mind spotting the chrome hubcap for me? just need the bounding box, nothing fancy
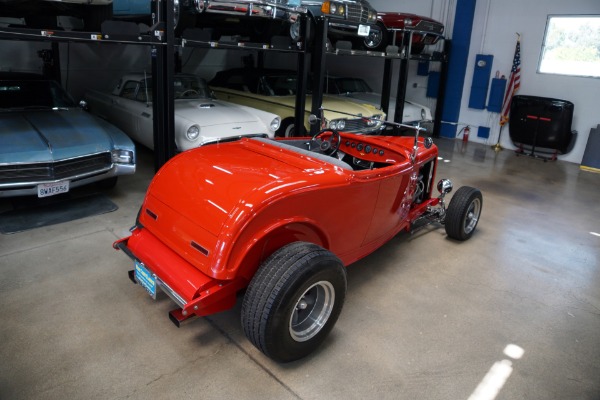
[289,281,335,342]
[464,198,481,234]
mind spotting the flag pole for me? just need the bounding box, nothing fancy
[493,33,522,153]
[492,125,504,152]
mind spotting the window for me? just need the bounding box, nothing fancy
[538,15,600,78]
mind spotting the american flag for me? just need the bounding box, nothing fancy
[499,38,521,126]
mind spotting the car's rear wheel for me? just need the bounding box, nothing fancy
[445,186,482,240]
[242,242,347,362]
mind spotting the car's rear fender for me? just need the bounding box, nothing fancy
[231,218,330,283]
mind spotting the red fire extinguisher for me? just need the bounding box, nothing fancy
[463,126,470,142]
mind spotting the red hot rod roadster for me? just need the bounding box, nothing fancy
[114,127,482,362]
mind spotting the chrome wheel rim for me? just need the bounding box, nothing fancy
[464,198,481,234]
[365,26,382,48]
[289,281,335,342]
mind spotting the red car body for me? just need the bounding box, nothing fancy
[114,131,481,362]
[364,12,445,53]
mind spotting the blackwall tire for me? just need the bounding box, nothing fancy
[242,242,347,363]
[363,22,386,50]
[445,186,482,241]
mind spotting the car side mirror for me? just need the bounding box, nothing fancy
[308,114,319,125]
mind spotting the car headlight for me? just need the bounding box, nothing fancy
[421,108,427,120]
[329,120,337,130]
[173,0,180,27]
[270,117,281,131]
[290,19,301,41]
[322,1,344,17]
[186,125,200,141]
[368,11,377,23]
[335,119,345,130]
[367,115,382,127]
[111,149,134,164]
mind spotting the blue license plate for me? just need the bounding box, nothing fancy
[135,261,156,299]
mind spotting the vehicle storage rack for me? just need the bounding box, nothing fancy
[0,0,447,170]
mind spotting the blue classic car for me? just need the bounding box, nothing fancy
[0,73,136,198]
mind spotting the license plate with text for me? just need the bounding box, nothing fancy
[135,261,157,299]
[37,181,69,198]
[358,24,370,36]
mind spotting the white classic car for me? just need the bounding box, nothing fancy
[325,76,433,129]
[84,74,281,152]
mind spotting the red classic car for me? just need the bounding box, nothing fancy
[363,12,445,53]
[114,127,482,362]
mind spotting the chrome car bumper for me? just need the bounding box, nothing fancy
[197,0,306,20]
[43,0,113,4]
[0,163,135,198]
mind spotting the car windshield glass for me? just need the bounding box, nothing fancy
[0,80,76,109]
[173,76,211,99]
[263,74,313,96]
[335,78,372,94]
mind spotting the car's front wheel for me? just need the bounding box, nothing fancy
[445,186,482,240]
[276,119,296,137]
[363,22,387,50]
[242,242,347,362]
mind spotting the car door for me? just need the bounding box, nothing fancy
[110,80,151,148]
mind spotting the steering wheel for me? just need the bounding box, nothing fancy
[179,89,199,97]
[310,129,341,155]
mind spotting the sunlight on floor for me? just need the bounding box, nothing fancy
[468,344,524,400]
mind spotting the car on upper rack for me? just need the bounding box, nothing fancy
[325,75,433,131]
[363,12,445,54]
[0,72,135,198]
[0,0,113,31]
[110,0,306,37]
[287,0,379,48]
[83,73,281,151]
[113,120,483,363]
[209,68,385,137]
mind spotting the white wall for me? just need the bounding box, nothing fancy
[460,0,600,163]
[366,0,600,163]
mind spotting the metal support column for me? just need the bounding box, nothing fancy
[393,31,412,133]
[294,15,310,137]
[433,39,451,138]
[380,58,393,121]
[310,16,328,135]
[151,0,176,171]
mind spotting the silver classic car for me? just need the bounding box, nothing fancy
[0,73,135,198]
[84,73,281,151]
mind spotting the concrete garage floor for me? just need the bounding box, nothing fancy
[1,138,599,400]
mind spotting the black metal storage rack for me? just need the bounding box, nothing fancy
[0,1,447,171]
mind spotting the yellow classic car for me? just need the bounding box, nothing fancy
[209,68,385,137]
